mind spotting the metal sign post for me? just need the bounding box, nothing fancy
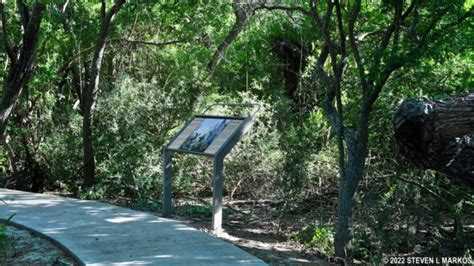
[162,103,259,232]
[162,149,173,217]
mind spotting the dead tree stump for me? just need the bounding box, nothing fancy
[394,92,474,188]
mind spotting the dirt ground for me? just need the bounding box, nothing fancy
[0,225,76,265]
[170,197,335,265]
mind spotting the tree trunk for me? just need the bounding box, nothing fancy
[334,180,355,260]
[21,134,44,193]
[2,132,18,176]
[82,0,125,187]
[272,37,311,111]
[0,3,45,137]
[82,106,95,187]
[394,92,474,188]
[334,133,368,260]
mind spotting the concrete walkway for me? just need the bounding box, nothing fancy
[0,189,265,265]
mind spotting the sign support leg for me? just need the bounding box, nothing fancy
[212,156,224,232]
[162,149,172,217]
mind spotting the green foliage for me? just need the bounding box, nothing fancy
[293,224,334,254]
[0,214,15,256]
[0,1,471,262]
[176,203,214,217]
[175,203,232,217]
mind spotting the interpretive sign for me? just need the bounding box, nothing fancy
[167,116,244,156]
[162,104,259,232]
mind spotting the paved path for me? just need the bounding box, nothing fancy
[0,189,265,265]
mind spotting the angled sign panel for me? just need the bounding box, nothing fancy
[167,116,244,156]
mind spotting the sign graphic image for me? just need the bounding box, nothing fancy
[180,118,230,152]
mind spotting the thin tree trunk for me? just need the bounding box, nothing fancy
[334,108,370,259]
[82,0,125,187]
[207,0,254,75]
[82,107,95,186]
[1,132,18,179]
[334,179,355,260]
[334,140,367,260]
[21,134,43,193]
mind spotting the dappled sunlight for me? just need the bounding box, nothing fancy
[85,233,110,237]
[0,189,265,265]
[151,255,173,258]
[172,223,197,231]
[100,260,149,265]
[43,227,69,234]
[105,215,145,224]
[145,219,167,224]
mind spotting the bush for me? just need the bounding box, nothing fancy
[293,224,334,255]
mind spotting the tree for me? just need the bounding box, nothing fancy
[305,0,472,261]
[0,1,45,137]
[82,0,125,187]
[207,0,256,76]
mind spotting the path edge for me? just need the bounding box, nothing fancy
[1,218,85,266]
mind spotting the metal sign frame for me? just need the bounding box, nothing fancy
[162,103,259,232]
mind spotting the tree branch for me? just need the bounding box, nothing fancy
[207,0,255,75]
[254,3,310,16]
[427,7,473,43]
[391,2,403,55]
[355,29,386,42]
[108,38,184,47]
[369,8,453,109]
[58,38,182,74]
[16,0,29,30]
[401,0,416,20]
[311,0,344,133]
[0,3,15,61]
[100,0,106,20]
[347,0,368,92]
[311,0,347,178]
[392,175,450,207]
[0,3,45,137]
[334,0,346,57]
[88,0,125,98]
[368,3,402,85]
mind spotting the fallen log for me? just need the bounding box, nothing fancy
[394,92,474,188]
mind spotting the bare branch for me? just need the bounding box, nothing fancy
[254,4,310,16]
[355,29,386,42]
[108,38,184,47]
[58,0,69,13]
